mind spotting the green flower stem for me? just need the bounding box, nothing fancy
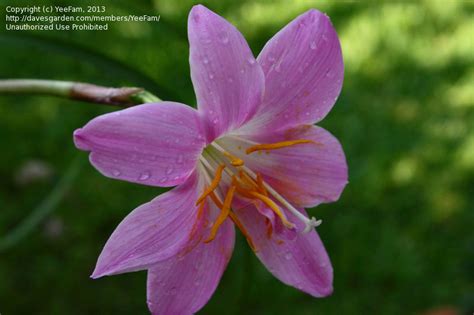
[0,79,161,105]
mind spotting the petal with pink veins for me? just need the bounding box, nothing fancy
[74,102,206,187]
[92,173,207,278]
[146,219,235,315]
[222,125,348,208]
[244,9,343,133]
[188,5,265,140]
[235,205,333,297]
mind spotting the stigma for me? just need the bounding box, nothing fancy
[196,137,322,248]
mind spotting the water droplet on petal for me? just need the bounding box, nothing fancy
[227,76,234,83]
[247,57,256,65]
[285,252,292,260]
[310,41,317,50]
[326,70,335,78]
[177,154,184,164]
[166,166,173,175]
[212,118,219,125]
[138,171,151,181]
[202,57,209,64]
[159,177,168,183]
[209,73,215,80]
[218,31,229,44]
[112,169,121,176]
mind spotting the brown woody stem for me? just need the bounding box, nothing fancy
[0,79,161,106]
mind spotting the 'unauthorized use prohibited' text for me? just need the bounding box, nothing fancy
[4,5,160,31]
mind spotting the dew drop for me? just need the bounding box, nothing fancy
[310,41,317,50]
[247,57,256,65]
[227,76,234,83]
[138,171,151,181]
[218,31,229,44]
[322,34,328,41]
[112,169,121,176]
[285,252,293,260]
[159,177,168,183]
[202,57,209,64]
[212,118,219,125]
[176,154,184,164]
[209,73,215,80]
[326,70,335,78]
[166,166,173,175]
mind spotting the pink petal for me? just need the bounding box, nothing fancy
[146,219,235,315]
[92,173,207,278]
[188,5,265,140]
[223,125,348,208]
[247,9,343,132]
[235,205,333,297]
[74,102,205,187]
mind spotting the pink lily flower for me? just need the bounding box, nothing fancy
[73,5,347,315]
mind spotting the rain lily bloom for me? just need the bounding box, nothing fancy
[74,5,347,315]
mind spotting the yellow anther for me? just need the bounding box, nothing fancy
[205,185,236,243]
[196,164,225,205]
[223,151,244,166]
[248,191,294,229]
[246,139,316,154]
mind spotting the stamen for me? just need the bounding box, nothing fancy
[209,191,223,208]
[246,139,316,154]
[196,164,225,205]
[239,170,258,189]
[248,191,294,229]
[223,151,244,166]
[238,164,322,233]
[205,185,236,243]
[209,187,257,251]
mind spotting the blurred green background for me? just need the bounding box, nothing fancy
[1,0,473,314]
